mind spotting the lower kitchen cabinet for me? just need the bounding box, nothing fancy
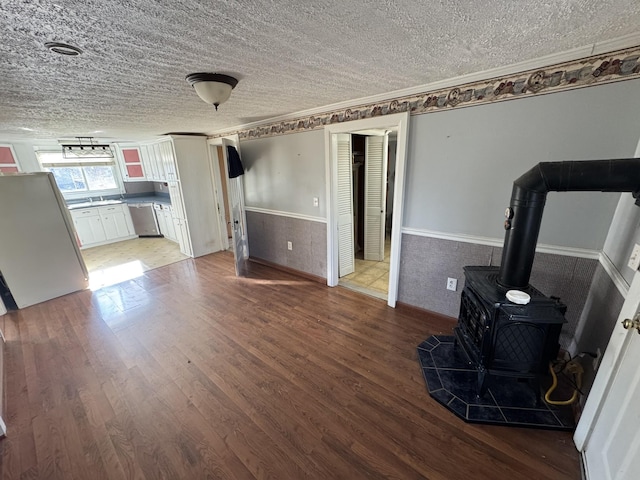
[70,204,135,249]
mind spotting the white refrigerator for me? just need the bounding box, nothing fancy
[0,173,88,309]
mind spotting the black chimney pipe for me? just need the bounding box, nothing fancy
[498,159,640,289]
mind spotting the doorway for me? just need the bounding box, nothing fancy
[324,112,410,307]
[338,132,396,299]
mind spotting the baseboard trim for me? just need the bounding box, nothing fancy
[248,257,326,284]
[395,301,457,326]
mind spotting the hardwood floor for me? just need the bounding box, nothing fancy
[0,252,580,479]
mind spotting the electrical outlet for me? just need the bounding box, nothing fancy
[287,241,293,251]
[447,277,457,291]
[313,197,319,207]
[592,347,602,371]
[628,243,640,271]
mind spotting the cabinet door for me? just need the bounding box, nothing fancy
[161,140,178,181]
[173,217,192,256]
[74,215,106,246]
[102,207,131,240]
[101,213,119,240]
[139,145,155,181]
[0,145,20,174]
[168,183,186,219]
[163,207,177,242]
[121,148,145,180]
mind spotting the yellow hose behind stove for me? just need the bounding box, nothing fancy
[544,360,584,406]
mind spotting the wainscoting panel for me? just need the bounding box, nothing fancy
[246,210,327,278]
[398,233,599,349]
[397,235,494,318]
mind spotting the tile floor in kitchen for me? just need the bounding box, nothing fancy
[81,237,189,289]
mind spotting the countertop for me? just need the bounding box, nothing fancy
[67,194,171,210]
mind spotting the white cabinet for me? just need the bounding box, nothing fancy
[160,140,178,181]
[115,145,146,181]
[71,208,107,245]
[71,204,134,249]
[117,135,222,258]
[173,217,192,257]
[101,206,131,240]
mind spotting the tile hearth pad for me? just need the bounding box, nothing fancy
[417,335,575,430]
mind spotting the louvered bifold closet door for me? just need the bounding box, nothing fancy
[364,135,388,261]
[337,134,355,277]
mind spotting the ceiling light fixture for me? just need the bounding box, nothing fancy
[45,42,83,56]
[60,137,114,159]
[185,72,238,111]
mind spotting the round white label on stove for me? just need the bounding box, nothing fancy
[506,290,531,305]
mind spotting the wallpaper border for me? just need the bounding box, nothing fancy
[214,45,640,141]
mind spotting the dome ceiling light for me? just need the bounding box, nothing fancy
[185,73,238,111]
[45,42,83,56]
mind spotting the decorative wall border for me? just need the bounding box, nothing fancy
[216,45,640,141]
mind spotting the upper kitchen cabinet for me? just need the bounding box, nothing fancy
[137,140,174,182]
[116,146,145,181]
[0,145,20,174]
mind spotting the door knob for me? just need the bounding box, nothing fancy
[621,315,640,334]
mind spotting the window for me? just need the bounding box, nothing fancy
[36,150,121,198]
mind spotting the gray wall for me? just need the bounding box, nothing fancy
[241,130,326,217]
[246,211,327,277]
[397,234,597,348]
[572,263,625,396]
[403,78,640,250]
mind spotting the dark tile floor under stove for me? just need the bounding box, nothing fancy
[417,335,575,430]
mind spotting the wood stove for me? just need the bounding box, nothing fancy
[454,158,640,398]
[454,266,566,396]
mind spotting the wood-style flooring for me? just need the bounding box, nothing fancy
[0,252,580,479]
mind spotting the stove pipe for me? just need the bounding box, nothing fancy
[498,158,640,289]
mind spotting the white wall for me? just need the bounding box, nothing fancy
[240,130,326,218]
[404,78,640,250]
[11,142,41,172]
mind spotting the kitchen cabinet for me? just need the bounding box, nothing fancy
[0,145,20,174]
[72,208,107,245]
[173,217,192,257]
[70,204,134,249]
[163,206,177,242]
[117,135,223,258]
[160,140,178,181]
[101,205,131,240]
[120,147,145,180]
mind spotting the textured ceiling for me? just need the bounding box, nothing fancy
[1,0,639,142]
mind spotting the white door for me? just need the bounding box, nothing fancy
[221,136,249,277]
[576,270,640,480]
[336,133,355,277]
[364,134,388,261]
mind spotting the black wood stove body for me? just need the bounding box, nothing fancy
[454,266,566,396]
[453,158,640,398]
